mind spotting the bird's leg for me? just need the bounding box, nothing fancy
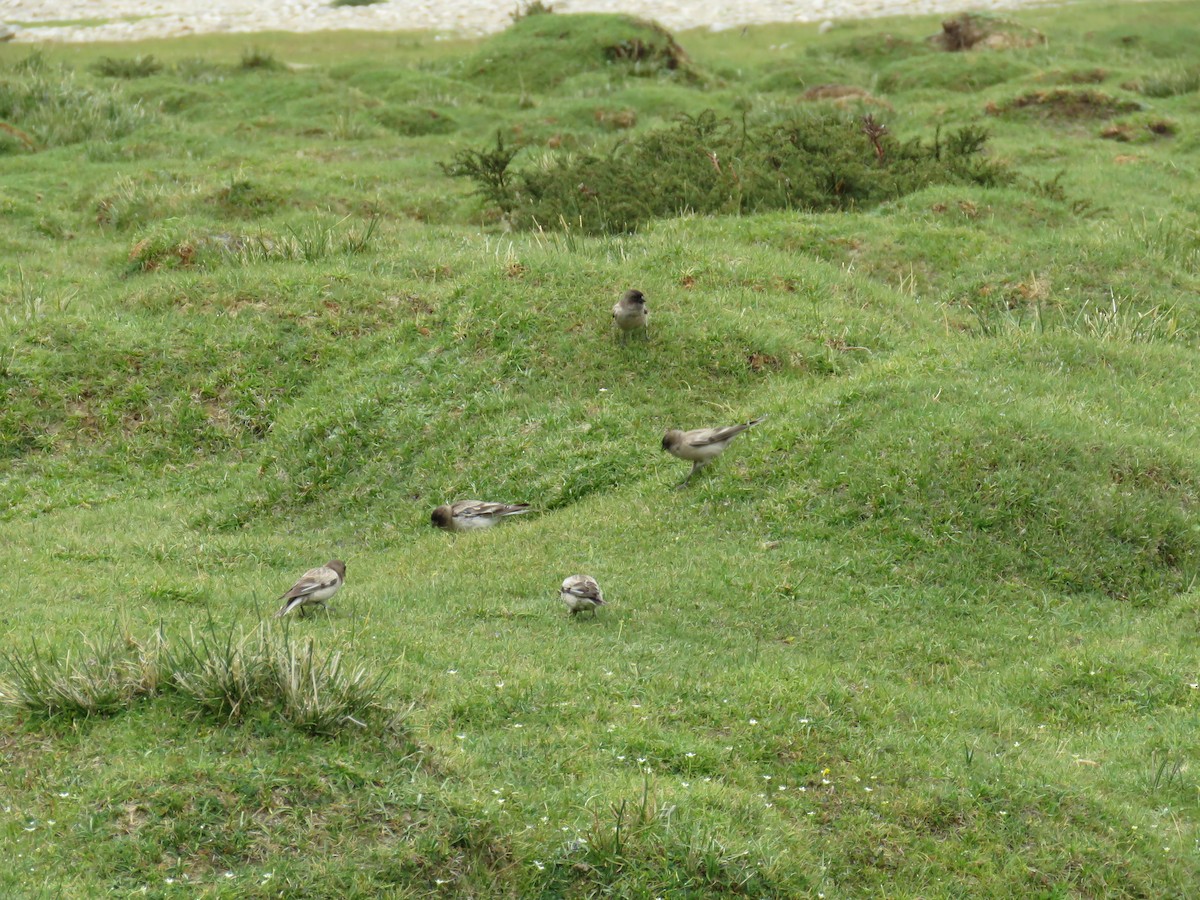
[675,460,703,489]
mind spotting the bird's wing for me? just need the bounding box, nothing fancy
[565,580,602,602]
[687,424,745,447]
[281,566,339,600]
[460,502,529,519]
[688,417,764,447]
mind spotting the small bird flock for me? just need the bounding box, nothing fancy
[276,289,765,620]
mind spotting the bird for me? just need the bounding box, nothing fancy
[662,415,767,488]
[612,289,648,341]
[559,574,605,618]
[431,500,531,532]
[274,559,346,618]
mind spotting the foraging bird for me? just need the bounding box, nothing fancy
[559,574,605,618]
[612,289,648,340]
[274,559,346,618]
[662,415,767,488]
[431,500,531,532]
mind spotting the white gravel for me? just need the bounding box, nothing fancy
[1,0,1063,44]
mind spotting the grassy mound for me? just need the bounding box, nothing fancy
[776,343,1200,600]
[458,12,699,91]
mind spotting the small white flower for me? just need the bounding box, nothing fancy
[496,681,505,689]
[165,879,175,885]
[456,734,466,740]
[799,718,810,724]
[637,757,647,763]
[57,792,70,798]
[681,781,690,788]
[447,669,458,675]
[864,787,873,792]
[533,860,545,871]
[224,872,234,879]
[748,718,758,725]
[686,752,696,758]
[617,755,626,761]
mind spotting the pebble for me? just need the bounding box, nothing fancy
[1,0,1071,43]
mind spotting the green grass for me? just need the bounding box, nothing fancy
[2,1,1200,895]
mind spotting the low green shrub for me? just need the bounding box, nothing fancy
[445,110,1012,233]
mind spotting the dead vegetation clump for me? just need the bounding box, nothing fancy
[927,14,1046,51]
[986,89,1142,121]
[801,84,893,110]
[1100,119,1178,141]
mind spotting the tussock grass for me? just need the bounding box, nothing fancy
[0,52,150,150]
[91,54,164,79]
[0,624,393,735]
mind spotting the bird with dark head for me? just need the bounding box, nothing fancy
[431,500,531,532]
[612,288,648,341]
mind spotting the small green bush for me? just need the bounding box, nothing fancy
[444,110,1012,233]
[239,47,284,71]
[91,55,163,79]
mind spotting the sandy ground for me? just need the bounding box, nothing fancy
[1,0,1061,43]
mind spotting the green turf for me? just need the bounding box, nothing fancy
[2,2,1199,896]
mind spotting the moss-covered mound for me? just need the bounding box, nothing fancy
[458,12,698,91]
